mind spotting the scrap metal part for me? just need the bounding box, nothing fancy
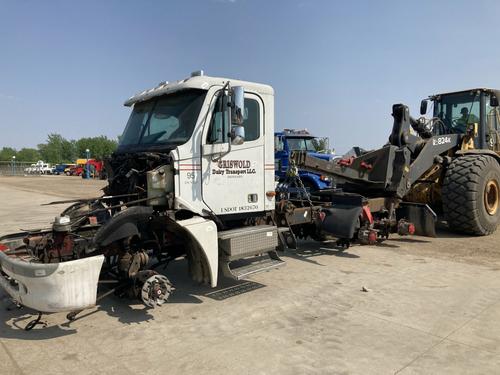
[0,251,104,313]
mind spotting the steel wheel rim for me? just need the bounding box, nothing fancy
[484,179,499,215]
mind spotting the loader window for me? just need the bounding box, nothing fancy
[486,95,500,150]
[434,92,480,134]
[486,96,500,131]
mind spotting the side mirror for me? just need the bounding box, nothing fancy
[231,86,245,125]
[490,95,499,107]
[231,125,245,145]
[420,99,428,115]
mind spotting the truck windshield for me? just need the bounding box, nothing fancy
[287,137,317,151]
[433,91,480,134]
[119,89,207,147]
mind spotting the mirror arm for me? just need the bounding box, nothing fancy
[212,82,232,161]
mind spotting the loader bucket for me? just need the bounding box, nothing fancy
[396,203,437,237]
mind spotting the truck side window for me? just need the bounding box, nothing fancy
[275,136,284,151]
[244,99,260,141]
[208,95,261,144]
[207,95,224,144]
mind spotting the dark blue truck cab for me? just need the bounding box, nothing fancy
[52,164,68,175]
[274,129,334,191]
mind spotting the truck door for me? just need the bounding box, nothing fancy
[201,92,265,216]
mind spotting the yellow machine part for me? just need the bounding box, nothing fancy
[460,123,478,151]
[76,158,89,165]
[404,163,443,206]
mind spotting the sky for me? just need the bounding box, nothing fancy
[1,0,500,154]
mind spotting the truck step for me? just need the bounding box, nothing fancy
[221,253,285,280]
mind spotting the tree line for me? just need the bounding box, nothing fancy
[0,133,118,163]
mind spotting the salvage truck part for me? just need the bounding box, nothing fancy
[0,72,416,326]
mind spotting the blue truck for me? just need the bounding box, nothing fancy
[51,164,69,175]
[274,129,334,191]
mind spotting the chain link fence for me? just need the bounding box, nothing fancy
[0,161,42,176]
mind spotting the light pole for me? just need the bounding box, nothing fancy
[11,155,16,175]
[85,149,90,179]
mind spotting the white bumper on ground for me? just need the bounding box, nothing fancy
[0,252,104,313]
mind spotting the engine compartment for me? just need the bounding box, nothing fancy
[0,151,183,314]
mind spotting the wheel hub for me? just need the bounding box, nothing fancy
[484,179,499,216]
[140,274,173,307]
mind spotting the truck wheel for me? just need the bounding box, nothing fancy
[442,155,500,235]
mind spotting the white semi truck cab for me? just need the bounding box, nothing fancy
[120,71,276,220]
[105,72,285,285]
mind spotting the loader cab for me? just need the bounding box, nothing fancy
[423,88,500,152]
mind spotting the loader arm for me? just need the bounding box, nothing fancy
[407,134,461,186]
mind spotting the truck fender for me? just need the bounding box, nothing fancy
[175,216,219,287]
[174,196,204,216]
[93,206,154,247]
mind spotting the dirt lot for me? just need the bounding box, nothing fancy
[0,176,500,374]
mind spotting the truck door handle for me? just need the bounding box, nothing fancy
[248,194,258,203]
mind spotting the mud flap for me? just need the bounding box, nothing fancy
[320,205,363,239]
[396,202,437,237]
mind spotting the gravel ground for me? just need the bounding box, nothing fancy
[0,176,499,375]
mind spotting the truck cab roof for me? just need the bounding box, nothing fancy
[124,73,274,107]
[275,129,317,138]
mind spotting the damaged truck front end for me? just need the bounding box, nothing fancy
[0,82,220,317]
[0,150,218,316]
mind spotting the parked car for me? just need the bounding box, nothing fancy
[72,158,103,178]
[63,164,76,175]
[24,161,52,174]
[67,165,81,176]
[52,164,68,175]
[39,163,52,174]
[24,163,37,174]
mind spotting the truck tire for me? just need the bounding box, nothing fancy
[442,155,500,235]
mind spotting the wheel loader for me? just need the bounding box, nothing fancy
[293,88,500,236]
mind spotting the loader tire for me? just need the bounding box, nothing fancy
[442,155,500,235]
